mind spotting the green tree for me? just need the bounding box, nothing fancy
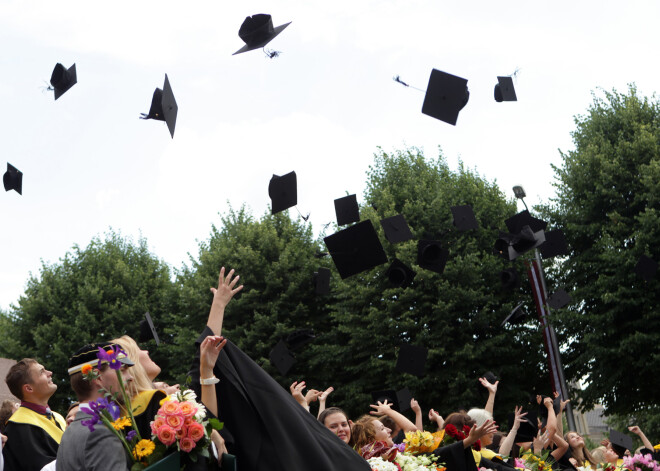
[540,86,660,434]
[1,231,181,412]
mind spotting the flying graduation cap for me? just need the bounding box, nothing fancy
[501,301,528,327]
[314,267,331,294]
[371,388,414,412]
[417,240,449,274]
[380,215,414,243]
[233,14,291,55]
[451,205,479,231]
[422,69,469,126]
[546,288,572,310]
[3,163,23,194]
[140,74,178,138]
[385,258,416,288]
[50,63,77,100]
[395,344,428,377]
[138,312,161,346]
[323,220,388,279]
[334,194,360,226]
[494,76,517,102]
[269,339,296,375]
[540,230,569,258]
[269,171,297,214]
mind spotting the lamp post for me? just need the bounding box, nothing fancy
[513,186,576,431]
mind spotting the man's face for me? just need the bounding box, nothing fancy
[97,365,133,402]
[25,362,57,400]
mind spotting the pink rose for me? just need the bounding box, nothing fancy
[166,414,184,431]
[156,424,177,447]
[179,437,196,453]
[151,416,166,435]
[179,402,197,418]
[160,401,181,416]
[184,417,193,426]
[187,422,205,442]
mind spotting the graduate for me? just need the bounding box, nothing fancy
[2,359,66,471]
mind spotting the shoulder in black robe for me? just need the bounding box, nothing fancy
[2,421,59,471]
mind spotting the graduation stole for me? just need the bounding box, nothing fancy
[127,389,161,417]
[9,406,66,443]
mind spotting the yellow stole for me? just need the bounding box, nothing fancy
[9,407,66,444]
[126,389,163,417]
[472,447,502,466]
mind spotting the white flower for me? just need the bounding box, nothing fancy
[366,457,399,471]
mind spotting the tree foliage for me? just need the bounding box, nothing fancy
[540,86,660,429]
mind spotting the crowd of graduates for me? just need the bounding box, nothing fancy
[1,267,658,471]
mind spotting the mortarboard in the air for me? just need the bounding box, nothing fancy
[380,215,414,243]
[323,220,388,279]
[396,387,413,413]
[395,344,428,377]
[635,255,657,282]
[3,163,23,195]
[269,171,297,214]
[540,229,569,259]
[508,410,538,442]
[480,371,498,385]
[494,76,517,102]
[286,328,315,351]
[451,205,479,231]
[505,210,547,234]
[140,74,178,138]
[269,339,296,375]
[385,258,416,288]
[417,240,449,274]
[422,69,469,126]
[138,312,161,346]
[501,301,528,327]
[233,14,291,55]
[314,267,331,294]
[334,194,360,226]
[500,267,520,291]
[511,225,546,257]
[371,390,400,410]
[609,430,633,458]
[50,63,77,100]
[547,289,572,310]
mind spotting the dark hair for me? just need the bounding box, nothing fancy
[5,358,37,400]
[318,407,349,426]
[70,364,109,401]
[444,412,476,430]
[488,431,507,451]
[0,400,17,433]
[379,416,397,432]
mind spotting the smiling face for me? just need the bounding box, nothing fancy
[25,362,57,402]
[324,412,351,444]
[373,420,393,446]
[567,432,584,449]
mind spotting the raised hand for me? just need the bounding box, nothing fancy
[319,387,334,403]
[305,389,322,404]
[200,335,227,374]
[290,381,308,408]
[479,377,499,394]
[512,405,527,430]
[210,267,244,309]
[560,398,570,412]
[369,400,393,416]
[411,398,421,414]
[465,419,498,448]
[428,408,444,429]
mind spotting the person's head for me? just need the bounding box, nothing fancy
[590,446,607,464]
[444,412,476,430]
[112,335,159,395]
[467,408,494,445]
[350,415,392,450]
[67,342,135,402]
[604,443,621,463]
[318,407,352,444]
[0,400,20,433]
[379,416,400,437]
[65,402,80,426]
[565,431,585,449]
[5,358,57,405]
[564,431,595,466]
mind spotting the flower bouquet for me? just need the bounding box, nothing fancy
[622,453,660,471]
[442,424,481,451]
[403,430,445,455]
[395,452,446,471]
[520,448,554,471]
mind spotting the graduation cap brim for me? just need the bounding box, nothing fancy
[395,344,428,377]
[422,69,469,126]
[334,194,360,226]
[505,210,547,234]
[609,430,633,457]
[323,220,388,279]
[386,258,416,288]
[138,312,161,346]
[52,63,77,100]
[451,205,479,231]
[269,171,297,214]
[233,22,291,55]
[417,240,449,274]
[161,75,178,138]
[494,76,517,102]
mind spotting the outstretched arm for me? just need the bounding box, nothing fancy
[370,400,417,433]
[207,267,243,336]
[411,399,423,431]
[629,426,654,451]
[317,387,334,419]
[479,377,499,415]
[428,408,444,431]
[499,406,527,457]
[199,335,227,418]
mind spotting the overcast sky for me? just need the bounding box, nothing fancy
[1,0,658,310]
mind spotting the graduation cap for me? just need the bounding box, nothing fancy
[500,268,520,291]
[480,371,498,384]
[505,211,547,234]
[313,267,331,294]
[3,163,23,195]
[138,312,161,346]
[140,74,178,138]
[609,430,633,458]
[50,63,77,100]
[269,339,295,375]
[422,69,469,126]
[495,227,546,261]
[635,255,657,282]
[540,229,569,259]
[395,344,428,377]
[395,387,414,413]
[285,328,315,351]
[451,205,479,231]
[269,171,297,214]
[494,76,517,102]
[501,301,528,327]
[324,220,388,279]
[233,14,291,55]
[385,258,416,288]
[508,410,538,443]
[371,390,399,410]
[334,194,360,226]
[380,215,414,243]
[417,240,449,274]
[546,289,572,310]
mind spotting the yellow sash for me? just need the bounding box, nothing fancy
[126,389,163,417]
[472,447,502,466]
[9,407,66,444]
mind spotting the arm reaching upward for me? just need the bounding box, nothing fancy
[207,267,243,336]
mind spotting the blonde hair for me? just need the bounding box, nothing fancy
[112,336,154,396]
[590,446,607,464]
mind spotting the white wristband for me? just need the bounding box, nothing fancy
[200,376,220,385]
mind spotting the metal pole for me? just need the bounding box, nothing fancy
[534,249,576,431]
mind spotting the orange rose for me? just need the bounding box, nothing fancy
[187,422,205,442]
[81,364,92,375]
[179,402,197,418]
[165,414,183,431]
[179,437,196,453]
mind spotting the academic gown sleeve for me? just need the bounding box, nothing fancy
[433,441,479,471]
[2,421,59,471]
[188,326,371,471]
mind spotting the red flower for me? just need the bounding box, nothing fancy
[445,424,458,436]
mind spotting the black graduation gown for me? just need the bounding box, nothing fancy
[2,420,60,471]
[189,327,371,471]
[432,441,479,471]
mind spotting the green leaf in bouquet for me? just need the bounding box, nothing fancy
[209,418,224,430]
